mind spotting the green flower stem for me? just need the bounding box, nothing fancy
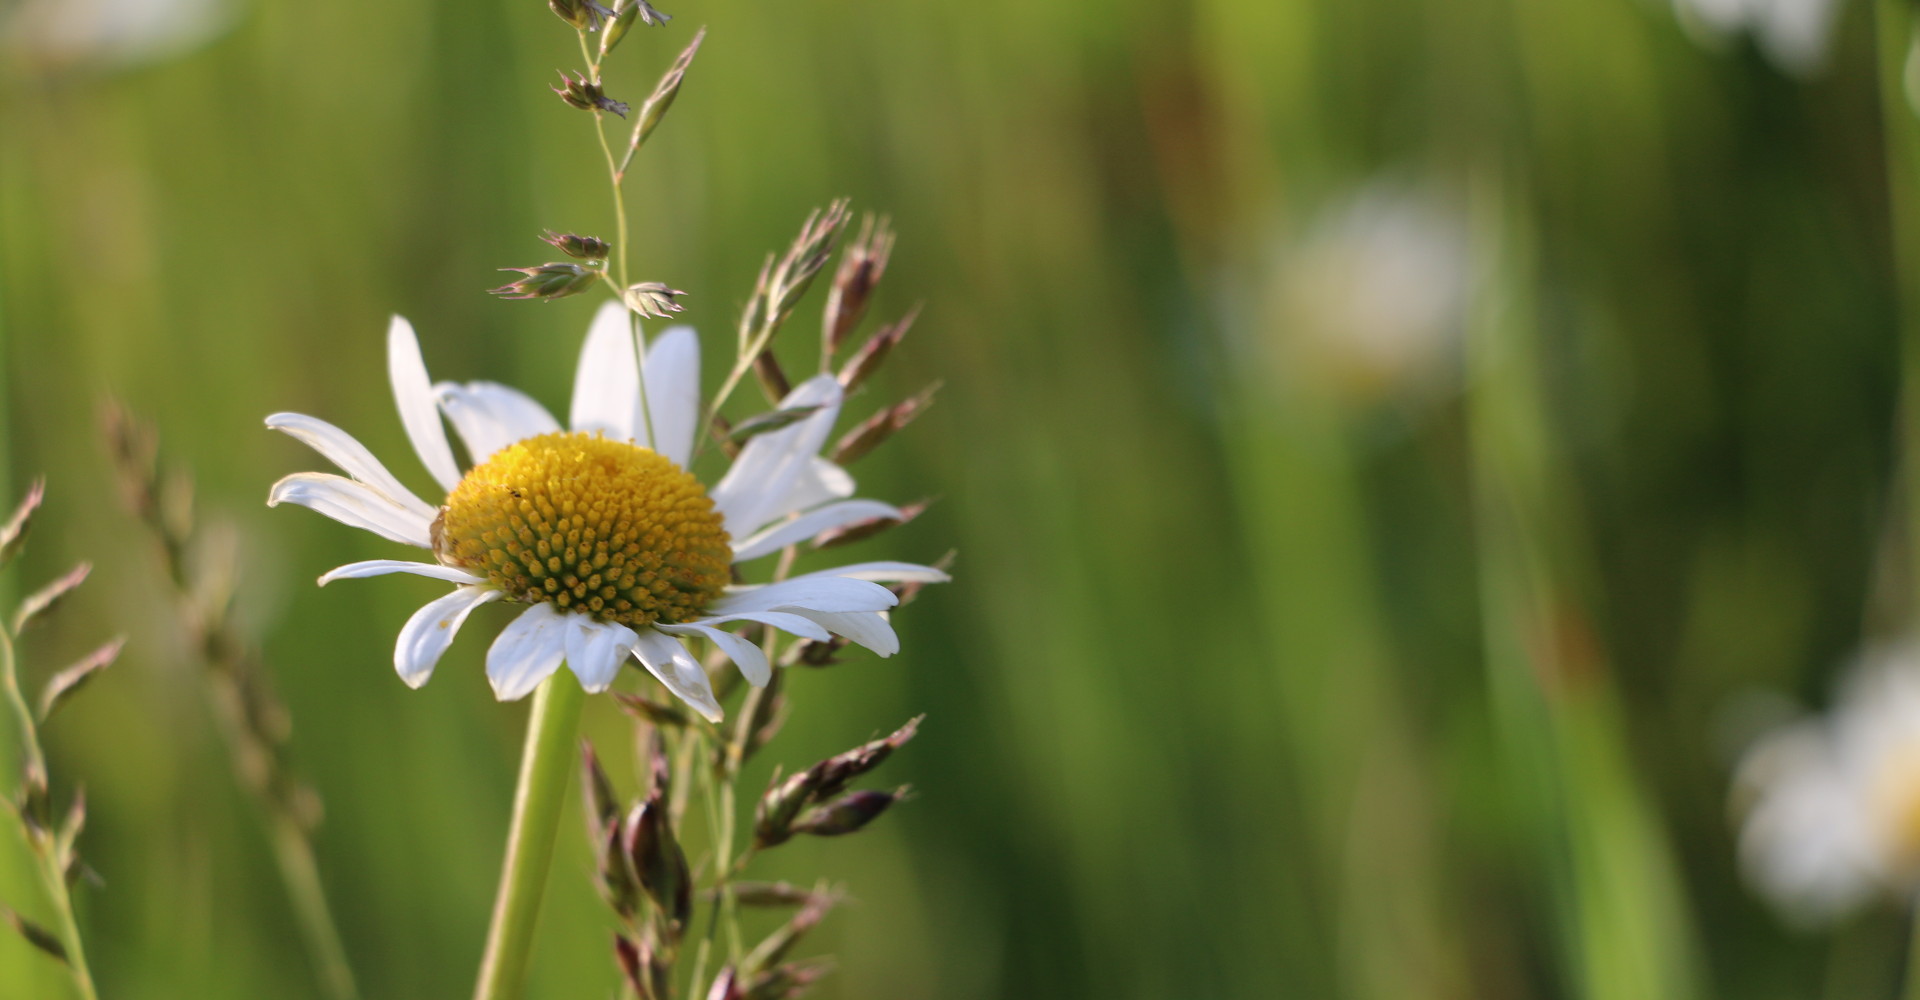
[471,674,587,1000]
[0,627,99,1000]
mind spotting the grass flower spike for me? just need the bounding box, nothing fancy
[266,303,946,719]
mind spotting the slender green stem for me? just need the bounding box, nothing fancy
[1,629,45,790]
[698,324,782,451]
[32,856,97,1000]
[688,728,725,996]
[716,778,742,964]
[472,675,587,1000]
[0,628,99,1000]
[597,122,631,291]
[577,30,601,84]
[669,726,697,827]
[578,29,632,290]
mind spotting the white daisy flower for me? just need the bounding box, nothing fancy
[1735,642,1920,926]
[266,303,946,721]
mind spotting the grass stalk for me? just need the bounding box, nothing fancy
[0,627,98,1000]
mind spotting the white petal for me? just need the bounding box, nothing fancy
[768,458,855,521]
[788,561,952,584]
[656,622,771,687]
[710,375,843,537]
[631,629,723,722]
[388,316,462,491]
[268,473,434,548]
[486,603,569,701]
[437,381,562,463]
[683,610,832,642]
[730,499,904,562]
[318,560,484,587]
[640,325,701,467]
[394,586,502,688]
[570,302,641,442]
[265,412,438,520]
[781,608,898,657]
[708,576,898,616]
[564,614,638,693]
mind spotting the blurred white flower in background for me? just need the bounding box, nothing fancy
[1257,182,1470,407]
[1735,641,1920,926]
[2,0,235,73]
[1672,0,1842,75]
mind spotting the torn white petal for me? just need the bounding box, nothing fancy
[394,586,501,688]
[657,622,771,687]
[631,629,723,721]
[486,603,569,701]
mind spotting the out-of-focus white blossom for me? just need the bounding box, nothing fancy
[1735,641,1920,926]
[1672,0,1842,76]
[2,0,235,74]
[1257,183,1470,406]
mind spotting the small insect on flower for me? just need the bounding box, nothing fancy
[1735,640,1920,926]
[265,304,947,718]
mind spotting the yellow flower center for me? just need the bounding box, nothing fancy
[433,431,731,627]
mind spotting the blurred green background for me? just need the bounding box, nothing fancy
[0,0,1907,996]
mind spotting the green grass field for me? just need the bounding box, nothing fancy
[0,0,1910,996]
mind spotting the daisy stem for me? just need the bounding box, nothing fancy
[0,627,99,1000]
[471,674,587,1000]
[1876,0,1920,625]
